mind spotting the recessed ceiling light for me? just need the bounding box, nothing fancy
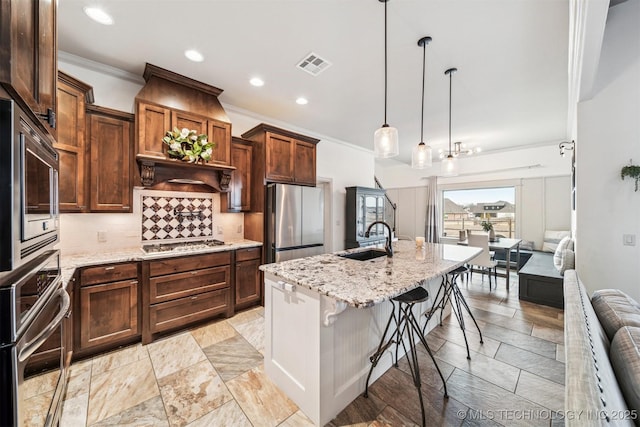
[184,50,204,62]
[296,97,308,105]
[83,6,114,25]
[249,77,264,87]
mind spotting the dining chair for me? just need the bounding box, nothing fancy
[467,233,498,289]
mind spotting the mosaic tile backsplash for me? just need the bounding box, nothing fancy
[142,195,213,241]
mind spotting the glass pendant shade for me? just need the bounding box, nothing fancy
[441,154,458,177]
[411,142,432,169]
[374,124,399,158]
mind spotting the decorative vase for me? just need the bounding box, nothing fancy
[489,228,496,241]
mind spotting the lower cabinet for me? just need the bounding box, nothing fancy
[143,252,233,344]
[74,262,140,358]
[235,247,262,309]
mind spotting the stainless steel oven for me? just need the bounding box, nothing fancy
[0,249,69,427]
[0,98,59,272]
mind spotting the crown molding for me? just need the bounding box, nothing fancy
[58,51,145,85]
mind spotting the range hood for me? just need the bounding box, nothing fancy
[134,63,234,192]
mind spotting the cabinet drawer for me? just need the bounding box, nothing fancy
[81,263,138,286]
[149,288,229,334]
[149,252,231,277]
[236,247,262,262]
[149,266,230,304]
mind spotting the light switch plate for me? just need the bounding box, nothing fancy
[623,234,636,246]
[97,231,107,242]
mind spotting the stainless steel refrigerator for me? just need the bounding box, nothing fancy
[266,183,324,263]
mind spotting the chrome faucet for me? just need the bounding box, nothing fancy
[365,221,393,257]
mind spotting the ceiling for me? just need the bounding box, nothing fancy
[58,0,570,166]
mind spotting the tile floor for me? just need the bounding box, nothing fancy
[61,272,565,427]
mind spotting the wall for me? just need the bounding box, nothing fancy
[57,54,375,254]
[58,190,244,255]
[381,173,571,250]
[575,0,640,301]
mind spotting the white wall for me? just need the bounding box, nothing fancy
[575,0,640,301]
[385,187,428,240]
[57,54,375,254]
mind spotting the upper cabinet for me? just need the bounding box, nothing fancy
[55,72,94,213]
[242,123,319,187]
[0,0,58,132]
[87,106,134,212]
[221,137,253,212]
[135,64,232,167]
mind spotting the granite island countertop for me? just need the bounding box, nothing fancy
[259,240,481,308]
[60,239,262,286]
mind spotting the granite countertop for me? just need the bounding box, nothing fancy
[60,239,262,286]
[259,240,481,308]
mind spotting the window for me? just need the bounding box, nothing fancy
[442,187,516,238]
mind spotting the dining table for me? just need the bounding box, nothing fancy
[458,237,522,289]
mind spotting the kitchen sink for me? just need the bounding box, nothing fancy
[337,249,388,261]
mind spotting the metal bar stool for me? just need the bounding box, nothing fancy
[364,286,448,427]
[425,266,484,359]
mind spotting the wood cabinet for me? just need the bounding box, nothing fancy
[143,251,232,344]
[87,105,134,212]
[221,137,253,212]
[241,123,319,188]
[235,247,262,309]
[345,186,388,249]
[55,72,93,212]
[75,262,140,357]
[136,101,232,166]
[0,0,58,132]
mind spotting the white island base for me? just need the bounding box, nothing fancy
[264,273,449,426]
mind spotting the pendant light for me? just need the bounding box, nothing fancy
[411,36,433,169]
[374,0,399,158]
[441,67,459,177]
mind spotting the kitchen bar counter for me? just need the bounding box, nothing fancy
[59,239,262,285]
[259,240,481,308]
[260,241,481,426]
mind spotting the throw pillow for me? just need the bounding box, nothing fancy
[609,326,640,415]
[553,236,573,269]
[591,289,640,341]
[542,230,570,252]
[558,249,574,275]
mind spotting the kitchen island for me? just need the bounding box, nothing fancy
[259,241,481,426]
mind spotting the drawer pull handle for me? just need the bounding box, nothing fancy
[191,271,198,275]
[104,267,115,271]
[191,296,198,300]
[276,281,296,292]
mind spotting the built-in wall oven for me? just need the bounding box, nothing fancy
[0,249,69,427]
[0,98,59,273]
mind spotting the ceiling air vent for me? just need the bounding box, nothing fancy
[296,52,332,76]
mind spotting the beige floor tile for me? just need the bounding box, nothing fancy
[23,369,59,400]
[190,319,237,349]
[227,307,263,327]
[91,396,168,426]
[226,365,298,427]
[158,359,233,426]
[185,400,252,427]
[23,390,55,427]
[92,343,149,376]
[87,357,159,425]
[60,392,88,427]
[148,332,206,379]
[66,361,92,401]
[279,410,315,426]
[231,317,265,353]
[515,371,565,412]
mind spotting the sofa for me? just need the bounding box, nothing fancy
[564,270,640,426]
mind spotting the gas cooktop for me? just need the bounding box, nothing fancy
[142,239,227,254]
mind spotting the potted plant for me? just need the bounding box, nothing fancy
[481,220,496,241]
[621,164,640,192]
